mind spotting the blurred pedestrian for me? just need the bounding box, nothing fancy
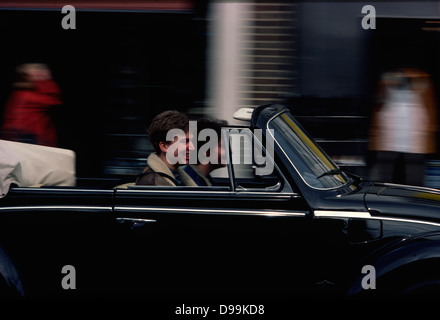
[369,68,437,186]
[2,63,62,147]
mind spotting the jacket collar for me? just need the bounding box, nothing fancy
[147,153,197,187]
[147,153,174,178]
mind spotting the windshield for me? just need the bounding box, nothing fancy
[268,111,349,189]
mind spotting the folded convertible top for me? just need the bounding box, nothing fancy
[0,139,76,198]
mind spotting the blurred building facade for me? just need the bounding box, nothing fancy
[1,1,440,187]
[206,1,298,124]
[207,1,440,187]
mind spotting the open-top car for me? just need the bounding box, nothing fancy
[1,103,440,299]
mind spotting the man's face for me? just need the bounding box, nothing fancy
[164,130,194,167]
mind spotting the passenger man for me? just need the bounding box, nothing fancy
[182,117,228,186]
[136,110,197,186]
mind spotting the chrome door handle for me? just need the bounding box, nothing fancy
[116,217,156,229]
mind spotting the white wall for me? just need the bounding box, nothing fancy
[205,1,253,125]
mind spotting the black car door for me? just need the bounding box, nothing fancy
[112,123,318,299]
[0,187,117,298]
[113,186,313,299]
[111,126,361,299]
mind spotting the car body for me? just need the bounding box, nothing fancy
[1,103,440,299]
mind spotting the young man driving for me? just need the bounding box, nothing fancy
[136,110,197,186]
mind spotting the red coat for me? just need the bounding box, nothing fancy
[2,79,62,147]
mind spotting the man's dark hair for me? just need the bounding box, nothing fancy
[195,117,228,154]
[197,117,227,137]
[148,110,189,153]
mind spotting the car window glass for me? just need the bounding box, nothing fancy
[215,128,285,192]
[268,112,349,189]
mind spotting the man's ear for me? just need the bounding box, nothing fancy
[159,141,169,153]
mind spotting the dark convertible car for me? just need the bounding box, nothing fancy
[1,104,440,299]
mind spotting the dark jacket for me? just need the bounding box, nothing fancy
[183,165,213,186]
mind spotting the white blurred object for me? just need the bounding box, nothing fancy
[233,107,254,121]
[206,1,253,125]
[377,87,428,154]
[0,139,76,197]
